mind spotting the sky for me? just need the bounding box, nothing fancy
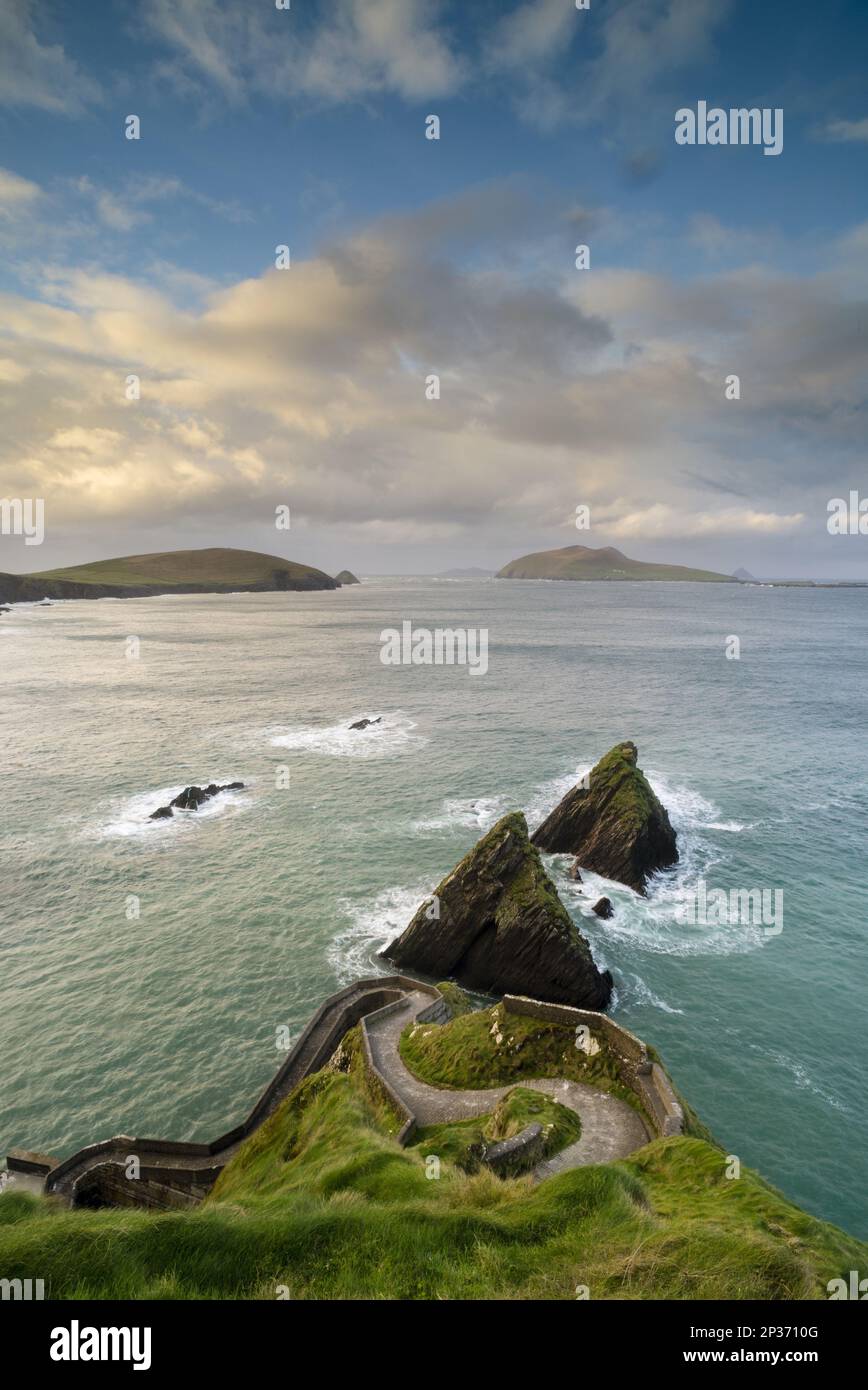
[0,0,866,578]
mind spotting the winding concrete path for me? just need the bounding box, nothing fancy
[9,977,650,1207]
[366,991,650,1178]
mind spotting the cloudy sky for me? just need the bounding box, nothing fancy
[0,0,866,578]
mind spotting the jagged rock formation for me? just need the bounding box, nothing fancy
[532,742,677,894]
[384,812,612,1009]
[335,570,361,584]
[150,782,244,820]
[349,716,381,730]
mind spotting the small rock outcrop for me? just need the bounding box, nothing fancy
[532,742,677,894]
[592,897,614,919]
[149,782,244,820]
[335,570,361,585]
[349,716,381,730]
[568,859,583,883]
[383,812,612,1009]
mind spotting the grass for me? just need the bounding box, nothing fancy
[588,741,662,838]
[399,1000,643,1115]
[435,981,475,1017]
[1,1057,864,1300]
[409,1086,582,1173]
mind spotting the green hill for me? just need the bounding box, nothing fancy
[496,544,733,583]
[1,1005,863,1301]
[0,548,337,601]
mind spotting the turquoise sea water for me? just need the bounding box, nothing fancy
[2,578,866,1238]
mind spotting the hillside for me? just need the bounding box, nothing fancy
[0,548,338,602]
[1,1001,864,1300]
[496,544,733,583]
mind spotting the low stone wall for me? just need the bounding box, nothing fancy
[484,1123,545,1177]
[635,1063,684,1138]
[34,974,444,1207]
[7,1150,58,1178]
[502,994,683,1139]
[359,999,420,1146]
[415,997,452,1026]
[71,1164,204,1211]
[503,995,649,1068]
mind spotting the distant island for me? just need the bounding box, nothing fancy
[0,548,338,603]
[497,544,734,583]
[335,569,361,585]
[436,567,494,579]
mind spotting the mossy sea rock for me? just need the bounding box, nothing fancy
[385,812,612,1009]
[532,741,678,895]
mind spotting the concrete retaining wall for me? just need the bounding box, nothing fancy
[359,1000,420,1146]
[31,975,443,1208]
[484,1123,545,1177]
[502,995,683,1138]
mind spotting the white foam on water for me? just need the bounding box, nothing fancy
[330,879,433,982]
[615,970,685,1015]
[542,766,768,959]
[750,1045,852,1115]
[270,709,425,760]
[89,781,252,841]
[413,794,510,833]
[525,768,590,833]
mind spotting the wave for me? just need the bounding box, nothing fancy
[413,794,510,833]
[329,880,432,982]
[271,710,425,760]
[529,765,769,960]
[88,781,252,841]
[614,971,685,1015]
[750,1045,852,1115]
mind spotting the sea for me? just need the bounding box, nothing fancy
[2,576,866,1238]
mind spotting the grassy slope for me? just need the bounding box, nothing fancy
[1,1063,863,1300]
[496,544,733,583]
[27,547,331,589]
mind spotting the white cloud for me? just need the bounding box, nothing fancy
[820,117,868,144]
[0,186,863,549]
[143,0,464,107]
[0,0,99,113]
[484,0,733,132]
[0,167,42,217]
[604,503,805,540]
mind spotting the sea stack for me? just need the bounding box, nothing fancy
[335,570,360,585]
[384,811,612,1009]
[532,742,677,894]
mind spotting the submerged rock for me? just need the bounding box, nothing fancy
[592,897,614,919]
[349,716,381,730]
[149,782,244,820]
[532,741,677,895]
[383,811,612,1009]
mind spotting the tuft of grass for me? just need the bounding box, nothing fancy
[435,981,474,1017]
[409,1086,582,1173]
